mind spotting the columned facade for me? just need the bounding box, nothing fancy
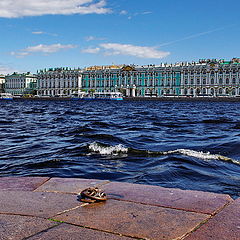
[81,65,181,97]
[180,59,240,97]
[37,68,82,96]
[36,58,240,97]
[0,75,5,93]
[5,72,37,95]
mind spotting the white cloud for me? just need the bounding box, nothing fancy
[32,31,45,35]
[120,10,127,15]
[0,65,17,75]
[82,47,100,53]
[100,43,170,59]
[142,11,152,15]
[0,0,111,18]
[32,31,58,37]
[85,35,106,41]
[85,36,96,41]
[11,43,77,57]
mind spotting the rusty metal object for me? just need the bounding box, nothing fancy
[78,187,107,203]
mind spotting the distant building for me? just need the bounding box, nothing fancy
[0,75,5,93]
[81,58,240,97]
[179,58,240,96]
[81,65,181,97]
[36,68,82,96]
[4,72,37,95]
[36,58,240,97]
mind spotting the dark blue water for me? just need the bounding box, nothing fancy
[0,100,240,198]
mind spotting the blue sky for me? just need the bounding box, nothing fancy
[0,0,239,74]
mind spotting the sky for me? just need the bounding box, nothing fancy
[0,0,240,74]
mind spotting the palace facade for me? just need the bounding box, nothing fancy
[0,75,5,93]
[36,58,240,97]
[37,68,82,96]
[5,72,37,95]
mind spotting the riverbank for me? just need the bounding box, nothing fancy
[0,177,239,240]
[124,96,240,101]
[11,96,240,102]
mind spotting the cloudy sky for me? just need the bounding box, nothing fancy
[0,0,239,74]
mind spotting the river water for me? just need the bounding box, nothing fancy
[0,99,239,198]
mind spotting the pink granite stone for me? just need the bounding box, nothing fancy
[35,177,109,194]
[0,214,57,240]
[54,199,209,240]
[28,223,133,240]
[103,181,232,215]
[0,177,49,191]
[0,190,81,218]
[184,198,240,240]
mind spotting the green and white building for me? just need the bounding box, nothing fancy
[5,72,37,95]
[81,65,181,97]
[36,58,240,97]
[0,75,5,93]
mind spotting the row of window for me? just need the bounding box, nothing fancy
[38,76,79,80]
[84,73,180,78]
[183,70,240,75]
[40,82,78,88]
[184,78,240,85]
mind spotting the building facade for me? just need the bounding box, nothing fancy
[180,58,240,97]
[37,68,82,96]
[81,65,181,97]
[0,75,5,93]
[36,58,240,97]
[5,72,37,95]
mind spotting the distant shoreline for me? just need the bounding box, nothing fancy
[11,96,240,102]
[124,97,240,102]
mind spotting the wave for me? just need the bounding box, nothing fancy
[87,142,240,165]
[88,142,128,155]
[165,149,232,161]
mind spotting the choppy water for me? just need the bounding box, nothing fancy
[0,99,240,198]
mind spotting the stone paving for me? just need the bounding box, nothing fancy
[0,177,239,240]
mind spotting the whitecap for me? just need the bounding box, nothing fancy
[165,148,239,165]
[88,142,128,155]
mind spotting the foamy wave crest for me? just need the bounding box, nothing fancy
[165,149,239,164]
[88,142,128,155]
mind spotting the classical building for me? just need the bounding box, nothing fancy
[180,58,240,96]
[81,65,181,97]
[36,58,240,97]
[5,72,37,95]
[0,75,5,93]
[36,68,82,96]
